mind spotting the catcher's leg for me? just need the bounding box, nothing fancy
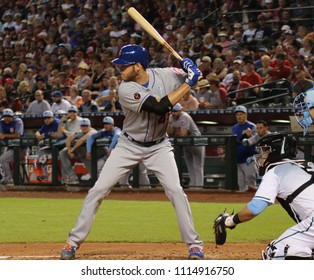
[262,216,314,260]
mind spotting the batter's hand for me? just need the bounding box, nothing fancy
[180,58,195,73]
[185,65,202,87]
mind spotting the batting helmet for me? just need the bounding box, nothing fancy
[293,87,314,135]
[111,44,149,69]
[256,133,297,175]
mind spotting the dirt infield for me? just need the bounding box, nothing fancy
[0,189,265,260]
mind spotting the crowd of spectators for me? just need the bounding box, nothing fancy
[0,0,314,116]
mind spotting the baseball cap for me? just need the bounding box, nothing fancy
[171,103,182,112]
[78,62,89,69]
[233,56,243,64]
[25,53,34,59]
[103,116,114,124]
[218,32,228,37]
[233,23,242,29]
[80,118,91,126]
[67,105,78,113]
[52,91,63,97]
[42,110,53,118]
[281,25,291,32]
[197,79,210,89]
[235,105,247,114]
[2,108,14,117]
[201,56,211,63]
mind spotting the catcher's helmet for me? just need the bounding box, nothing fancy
[111,44,149,69]
[256,133,297,175]
[293,87,314,135]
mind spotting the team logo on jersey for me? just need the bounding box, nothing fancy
[134,93,141,100]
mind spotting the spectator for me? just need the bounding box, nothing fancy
[74,61,91,91]
[51,90,71,114]
[57,105,83,138]
[242,20,257,44]
[197,55,212,78]
[216,31,232,54]
[232,105,258,192]
[268,53,292,81]
[292,70,314,98]
[0,109,24,189]
[149,45,168,68]
[207,73,228,109]
[179,90,199,110]
[32,74,53,103]
[25,90,51,115]
[225,70,253,105]
[0,86,9,111]
[257,54,272,83]
[90,59,107,92]
[59,118,97,185]
[212,57,228,81]
[95,76,120,112]
[298,37,314,61]
[241,58,263,94]
[80,89,99,113]
[17,80,32,112]
[66,85,83,108]
[195,79,210,109]
[254,14,272,47]
[35,110,60,182]
[167,103,205,187]
[222,56,244,86]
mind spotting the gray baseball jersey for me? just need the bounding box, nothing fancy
[65,67,203,253]
[119,68,184,142]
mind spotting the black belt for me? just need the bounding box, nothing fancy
[123,132,165,147]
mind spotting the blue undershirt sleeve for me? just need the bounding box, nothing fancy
[247,199,270,215]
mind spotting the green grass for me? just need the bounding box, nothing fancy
[0,198,294,244]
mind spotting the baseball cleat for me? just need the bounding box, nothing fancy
[60,243,77,260]
[189,247,204,260]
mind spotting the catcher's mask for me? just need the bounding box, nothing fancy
[293,87,314,135]
[256,133,297,176]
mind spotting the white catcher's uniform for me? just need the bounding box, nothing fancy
[256,161,314,259]
[66,68,203,250]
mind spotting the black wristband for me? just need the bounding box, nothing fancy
[232,213,242,224]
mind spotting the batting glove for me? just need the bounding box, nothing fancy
[180,58,195,73]
[185,65,202,87]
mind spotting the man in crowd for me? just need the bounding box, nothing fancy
[25,89,51,115]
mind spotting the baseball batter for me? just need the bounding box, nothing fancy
[60,44,204,260]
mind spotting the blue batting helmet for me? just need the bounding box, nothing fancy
[111,44,149,68]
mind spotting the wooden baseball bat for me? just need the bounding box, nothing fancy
[127,7,183,61]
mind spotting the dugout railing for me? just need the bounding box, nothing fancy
[0,135,239,190]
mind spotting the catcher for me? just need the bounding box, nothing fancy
[214,133,314,260]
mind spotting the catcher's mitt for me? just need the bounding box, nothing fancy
[213,210,233,245]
